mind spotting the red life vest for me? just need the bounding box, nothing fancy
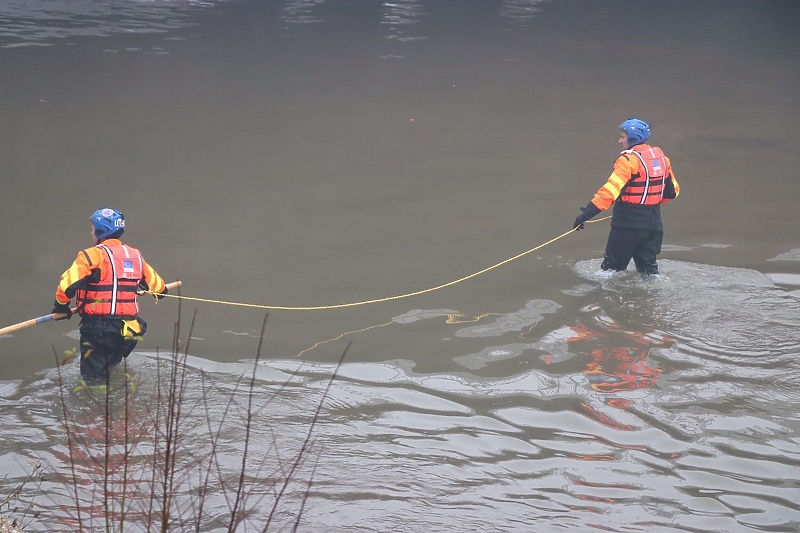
[619,145,669,205]
[77,243,144,318]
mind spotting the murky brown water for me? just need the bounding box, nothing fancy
[1,1,800,531]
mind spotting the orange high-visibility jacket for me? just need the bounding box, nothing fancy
[591,144,680,211]
[55,239,165,318]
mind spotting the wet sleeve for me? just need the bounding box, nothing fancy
[140,259,166,295]
[55,249,99,305]
[590,154,636,211]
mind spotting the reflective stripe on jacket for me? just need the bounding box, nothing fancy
[76,243,143,318]
[618,146,668,205]
[590,143,679,211]
[55,238,167,317]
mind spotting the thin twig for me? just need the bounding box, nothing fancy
[53,347,84,531]
[264,342,351,531]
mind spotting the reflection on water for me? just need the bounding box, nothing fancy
[499,0,547,23]
[381,0,425,43]
[0,0,223,48]
[546,316,669,393]
[3,260,800,531]
[279,0,327,25]
[0,0,552,49]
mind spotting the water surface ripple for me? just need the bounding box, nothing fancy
[2,261,799,532]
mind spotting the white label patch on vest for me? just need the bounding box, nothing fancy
[651,160,662,173]
[123,260,135,275]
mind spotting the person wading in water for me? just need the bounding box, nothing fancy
[51,208,169,391]
[573,119,680,276]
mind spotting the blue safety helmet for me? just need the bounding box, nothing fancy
[619,118,650,146]
[90,208,125,240]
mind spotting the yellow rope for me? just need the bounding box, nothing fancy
[146,216,610,311]
[293,310,510,358]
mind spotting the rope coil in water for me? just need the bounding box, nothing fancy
[145,217,610,311]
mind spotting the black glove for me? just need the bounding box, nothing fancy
[573,202,602,231]
[51,301,73,321]
[155,286,168,300]
[573,210,588,231]
[662,175,676,199]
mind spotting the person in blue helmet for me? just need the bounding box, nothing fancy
[52,208,169,391]
[572,119,680,276]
